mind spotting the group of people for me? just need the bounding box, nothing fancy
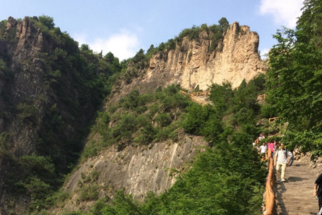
[252,133,294,182]
[251,133,322,214]
[250,133,322,213]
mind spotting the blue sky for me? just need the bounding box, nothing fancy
[0,0,304,60]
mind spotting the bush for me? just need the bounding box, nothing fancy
[16,103,38,122]
[154,113,171,127]
[79,185,99,201]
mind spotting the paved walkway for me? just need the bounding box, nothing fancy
[275,161,318,215]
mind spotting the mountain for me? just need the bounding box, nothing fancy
[0,16,266,214]
[0,16,120,214]
[45,20,267,214]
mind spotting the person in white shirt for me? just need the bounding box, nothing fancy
[259,142,267,160]
[258,133,265,141]
[274,143,290,182]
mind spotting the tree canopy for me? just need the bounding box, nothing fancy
[266,0,322,153]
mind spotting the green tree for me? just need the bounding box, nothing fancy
[218,17,229,30]
[38,15,55,29]
[104,52,115,63]
[266,0,322,153]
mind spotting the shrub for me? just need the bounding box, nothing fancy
[16,103,38,122]
[79,185,99,201]
[154,113,171,127]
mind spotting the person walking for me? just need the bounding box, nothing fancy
[268,141,275,158]
[274,143,289,182]
[259,133,265,141]
[259,142,268,160]
[314,173,322,213]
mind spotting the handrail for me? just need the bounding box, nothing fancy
[264,149,275,215]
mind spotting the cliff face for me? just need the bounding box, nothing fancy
[52,134,206,213]
[112,22,265,103]
[0,17,52,214]
[0,16,110,214]
[0,17,53,156]
[147,22,264,90]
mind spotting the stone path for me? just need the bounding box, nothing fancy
[275,161,318,215]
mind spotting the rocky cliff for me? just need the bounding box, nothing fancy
[112,22,265,103]
[0,16,113,214]
[52,134,206,213]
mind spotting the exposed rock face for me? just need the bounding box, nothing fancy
[0,16,105,214]
[0,16,53,156]
[146,22,264,90]
[112,22,265,103]
[0,17,57,214]
[52,135,207,213]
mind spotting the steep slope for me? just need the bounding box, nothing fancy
[53,135,207,214]
[0,16,119,214]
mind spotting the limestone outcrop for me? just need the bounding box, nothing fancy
[112,22,265,103]
[147,22,264,90]
[52,135,207,213]
[0,16,106,214]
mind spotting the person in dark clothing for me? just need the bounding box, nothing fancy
[314,173,322,211]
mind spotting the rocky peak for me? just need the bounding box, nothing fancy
[3,16,47,63]
[114,22,265,101]
[146,22,264,90]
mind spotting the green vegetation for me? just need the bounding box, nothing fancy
[79,185,99,202]
[0,14,279,215]
[0,15,125,213]
[82,85,190,161]
[38,15,55,29]
[174,17,229,50]
[266,0,322,155]
[0,19,8,39]
[59,75,268,215]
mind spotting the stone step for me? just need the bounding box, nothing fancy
[275,161,318,215]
